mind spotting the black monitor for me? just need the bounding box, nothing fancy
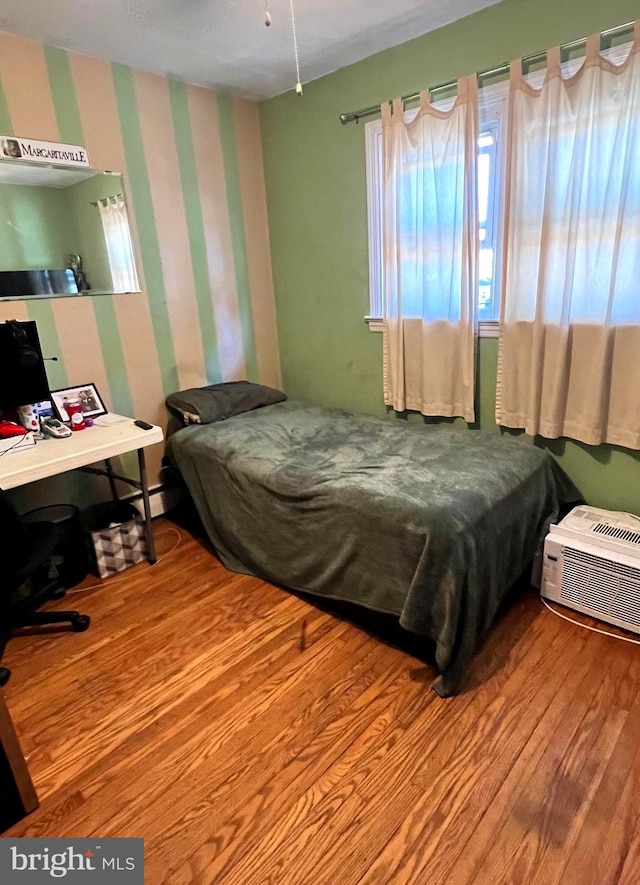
[0,320,51,412]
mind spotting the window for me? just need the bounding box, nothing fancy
[365,86,506,334]
[364,38,631,336]
[477,124,500,322]
[97,195,140,294]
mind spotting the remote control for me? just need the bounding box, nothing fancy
[40,417,72,438]
[134,419,154,430]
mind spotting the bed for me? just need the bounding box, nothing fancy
[166,397,581,696]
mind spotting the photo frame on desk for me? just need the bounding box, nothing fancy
[51,384,107,422]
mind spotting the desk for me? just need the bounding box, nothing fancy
[0,415,164,563]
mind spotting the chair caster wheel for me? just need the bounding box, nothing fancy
[0,667,11,687]
[72,615,91,632]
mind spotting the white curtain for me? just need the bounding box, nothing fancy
[381,75,479,422]
[497,23,640,448]
[98,196,140,293]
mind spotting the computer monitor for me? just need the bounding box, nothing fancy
[0,320,51,412]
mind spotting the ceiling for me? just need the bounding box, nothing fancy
[0,0,503,100]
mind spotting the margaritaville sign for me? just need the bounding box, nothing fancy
[0,134,89,167]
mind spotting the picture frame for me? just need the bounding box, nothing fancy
[51,383,108,422]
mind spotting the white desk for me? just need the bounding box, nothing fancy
[0,415,164,563]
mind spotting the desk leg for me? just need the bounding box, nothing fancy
[137,447,156,565]
[0,689,38,831]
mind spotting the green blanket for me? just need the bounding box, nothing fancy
[167,400,581,695]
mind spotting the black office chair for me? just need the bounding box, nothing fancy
[0,488,90,686]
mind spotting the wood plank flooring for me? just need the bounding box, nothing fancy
[3,518,639,884]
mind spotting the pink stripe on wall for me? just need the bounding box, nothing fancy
[187,84,246,382]
[0,34,116,407]
[50,298,111,394]
[69,53,166,428]
[133,69,206,391]
[232,98,281,389]
[0,31,58,139]
[0,303,29,322]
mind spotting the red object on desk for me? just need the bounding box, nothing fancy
[66,400,85,431]
[0,420,26,438]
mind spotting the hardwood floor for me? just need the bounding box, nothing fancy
[3,518,639,884]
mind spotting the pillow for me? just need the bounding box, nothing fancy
[165,380,287,425]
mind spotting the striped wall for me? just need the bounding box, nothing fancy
[0,30,281,491]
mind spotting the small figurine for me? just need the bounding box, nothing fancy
[67,254,91,292]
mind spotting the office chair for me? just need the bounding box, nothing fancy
[0,488,90,686]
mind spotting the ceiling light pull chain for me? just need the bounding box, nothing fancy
[289,0,303,95]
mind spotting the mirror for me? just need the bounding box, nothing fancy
[0,160,140,300]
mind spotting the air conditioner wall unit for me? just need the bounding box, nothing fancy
[541,506,640,634]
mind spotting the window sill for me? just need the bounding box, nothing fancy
[365,317,499,338]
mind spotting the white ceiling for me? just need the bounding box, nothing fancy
[0,0,503,100]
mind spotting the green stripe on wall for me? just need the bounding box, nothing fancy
[168,79,222,384]
[111,62,179,395]
[0,62,69,388]
[44,46,134,416]
[44,45,84,143]
[216,93,259,382]
[91,299,134,416]
[0,75,12,132]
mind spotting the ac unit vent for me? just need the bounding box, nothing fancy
[561,548,640,628]
[593,523,640,546]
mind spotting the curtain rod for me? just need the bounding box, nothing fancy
[339,20,635,125]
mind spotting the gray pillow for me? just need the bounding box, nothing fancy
[166,380,287,425]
